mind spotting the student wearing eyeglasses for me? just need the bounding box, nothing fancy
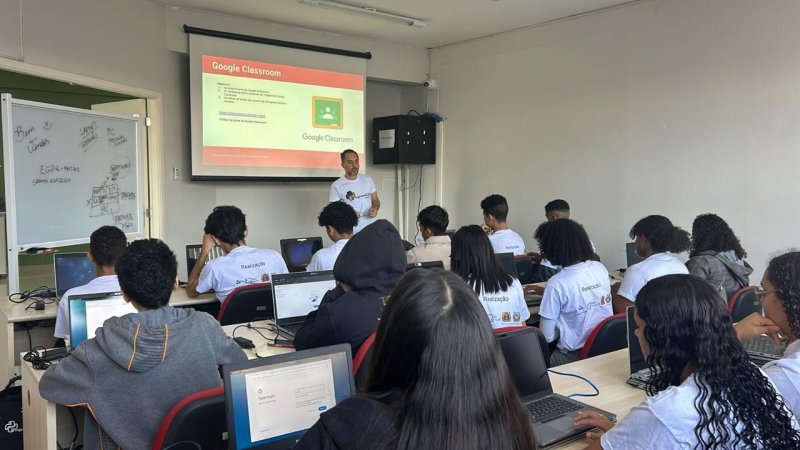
[735,251,800,418]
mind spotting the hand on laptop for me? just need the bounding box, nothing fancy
[573,410,614,442]
[734,313,784,344]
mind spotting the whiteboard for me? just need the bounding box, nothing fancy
[1,94,143,249]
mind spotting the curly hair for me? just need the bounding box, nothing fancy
[318,201,358,234]
[417,205,449,236]
[480,194,509,222]
[115,239,177,309]
[451,225,512,295]
[629,215,690,253]
[89,225,127,267]
[689,213,747,259]
[637,274,799,449]
[534,219,594,267]
[204,206,246,244]
[766,251,800,339]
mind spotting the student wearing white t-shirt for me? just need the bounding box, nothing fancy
[187,206,288,302]
[307,201,357,272]
[534,219,612,366]
[736,252,800,419]
[575,275,800,449]
[451,225,529,329]
[480,194,526,256]
[54,226,127,342]
[612,215,690,313]
[329,149,380,233]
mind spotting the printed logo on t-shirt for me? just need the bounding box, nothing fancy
[261,273,269,282]
[346,191,355,201]
[600,295,612,305]
[513,312,521,322]
[501,312,511,322]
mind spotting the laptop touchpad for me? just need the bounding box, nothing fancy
[543,414,579,432]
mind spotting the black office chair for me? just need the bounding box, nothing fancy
[728,286,758,323]
[216,283,273,326]
[579,312,627,360]
[151,386,226,450]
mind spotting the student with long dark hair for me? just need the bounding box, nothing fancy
[576,274,800,449]
[294,269,538,450]
[736,251,800,418]
[612,215,690,313]
[686,213,752,299]
[534,219,612,366]
[451,225,530,329]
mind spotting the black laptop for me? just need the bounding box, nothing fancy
[279,237,324,272]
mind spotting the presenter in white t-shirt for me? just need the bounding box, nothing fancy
[480,194,525,256]
[186,206,288,302]
[575,275,799,449]
[329,149,380,233]
[451,225,530,329]
[612,215,690,313]
[533,219,612,366]
[54,225,127,343]
[307,201,358,272]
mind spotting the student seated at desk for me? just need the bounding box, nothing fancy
[294,269,538,450]
[307,201,358,272]
[39,239,247,450]
[480,194,526,256]
[612,215,690,313]
[406,205,452,270]
[451,225,529,329]
[736,252,800,419]
[686,213,752,300]
[575,274,800,449]
[54,225,126,343]
[186,205,288,302]
[294,219,406,353]
[534,219,612,366]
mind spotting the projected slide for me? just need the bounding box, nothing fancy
[201,55,365,175]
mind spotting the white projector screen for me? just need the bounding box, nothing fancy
[188,33,367,180]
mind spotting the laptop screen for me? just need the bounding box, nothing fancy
[54,253,97,297]
[626,306,647,373]
[626,242,645,267]
[280,238,324,272]
[185,244,225,281]
[495,252,518,278]
[272,271,336,325]
[68,292,136,348]
[496,327,552,400]
[224,344,355,450]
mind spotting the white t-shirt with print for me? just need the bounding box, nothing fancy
[538,261,612,351]
[329,174,377,233]
[306,239,348,272]
[618,253,688,302]
[54,275,121,339]
[488,229,526,256]
[196,246,288,302]
[764,339,800,419]
[477,278,530,329]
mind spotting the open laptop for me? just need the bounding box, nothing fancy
[272,271,337,339]
[54,253,97,298]
[496,327,616,449]
[67,292,137,349]
[223,344,355,450]
[625,242,644,267]
[406,260,444,271]
[185,244,225,281]
[625,306,653,390]
[279,237,324,272]
[496,252,518,278]
[742,334,785,366]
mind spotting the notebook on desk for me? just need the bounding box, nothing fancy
[496,327,616,449]
[272,271,336,340]
[67,292,137,349]
[54,253,97,298]
[223,344,355,450]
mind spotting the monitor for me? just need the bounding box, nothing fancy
[223,344,355,450]
[279,238,324,272]
[272,271,336,326]
[54,253,97,297]
[67,292,137,349]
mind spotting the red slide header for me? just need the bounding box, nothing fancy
[202,55,364,91]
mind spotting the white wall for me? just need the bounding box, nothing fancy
[428,0,800,280]
[0,0,428,277]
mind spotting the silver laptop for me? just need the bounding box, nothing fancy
[272,271,336,339]
[742,334,785,366]
[54,253,97,298]
[625,306,654,390]
[497,327,616,449]
[67,291,136,349]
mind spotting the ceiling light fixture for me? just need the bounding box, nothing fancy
[299,0,426,27]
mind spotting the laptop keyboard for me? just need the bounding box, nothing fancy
[743,336,785,355]
[526,395,581,421]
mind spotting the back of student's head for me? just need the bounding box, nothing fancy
[451,225,511,294]
[766,251,800,339]
[364,269,537,450]
[480,194,509,222]
[115,239,177,310]
[417,205,449,236]
[534,219,594,267]
[629,215,690,253]
[544,199,570,214]
[636,274,799,448]
[318,201,358,235]
[690,213,747,259]
[89,226,127,268]
[204,206,246,245]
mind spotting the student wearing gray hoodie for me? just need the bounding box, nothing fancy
[39,239,247,450]
[686,213,753,300]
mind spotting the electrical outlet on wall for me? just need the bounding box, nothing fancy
[172,167,180,180]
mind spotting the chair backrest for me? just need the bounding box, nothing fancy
[494,326,551,369]
[152,386,226,450]
[579,312,627,360]
[353,331,377,386]
[514,256,535,285]
[728,286,758,322]
[217,283,273,326]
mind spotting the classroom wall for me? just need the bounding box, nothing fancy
[428,0,800,280]
[0,0,428,277]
